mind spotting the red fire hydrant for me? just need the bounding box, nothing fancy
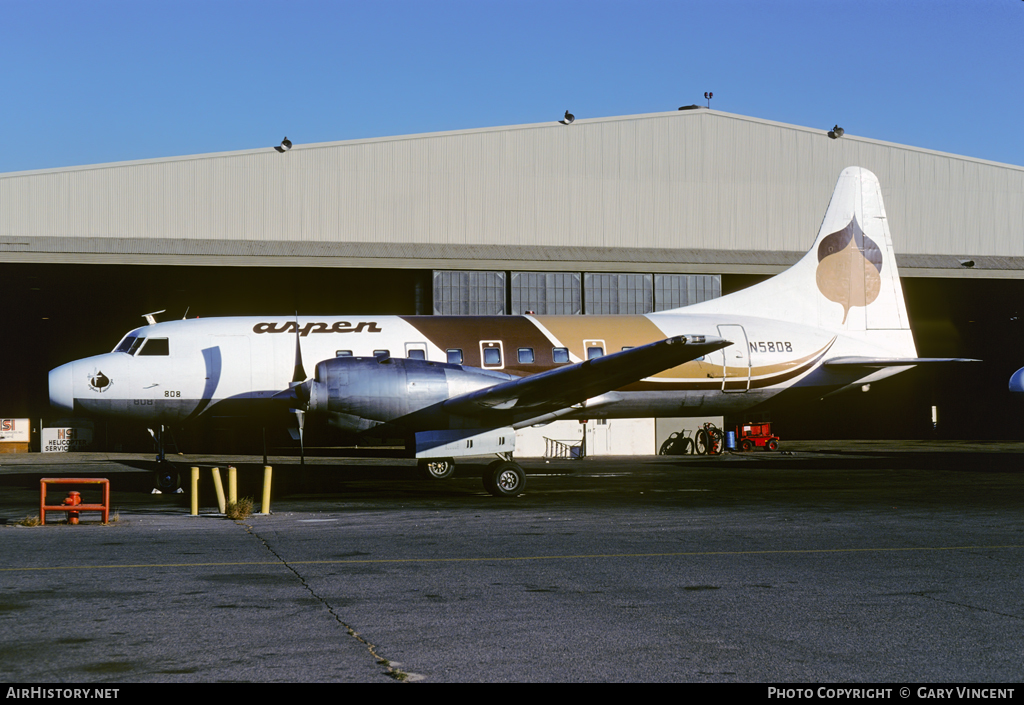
[62,491,82,525]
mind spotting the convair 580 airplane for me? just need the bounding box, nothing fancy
[49,167,966,496]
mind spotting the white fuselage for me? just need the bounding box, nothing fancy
[48,311,912,428]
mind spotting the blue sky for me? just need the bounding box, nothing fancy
[3,0,1022,173]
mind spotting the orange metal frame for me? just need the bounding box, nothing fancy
[40,478,110,525]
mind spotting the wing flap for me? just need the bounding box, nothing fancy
[441,334,730,417]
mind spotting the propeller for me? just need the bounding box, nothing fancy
[290,313,308,465]
[271,313,311,464]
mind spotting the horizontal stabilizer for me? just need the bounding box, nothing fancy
[442,334,730,418]
[825,356,979,368]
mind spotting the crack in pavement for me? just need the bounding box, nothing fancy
[909,591,1024,621]
[238,520,414,682]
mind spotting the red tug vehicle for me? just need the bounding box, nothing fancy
[735,422,780,452]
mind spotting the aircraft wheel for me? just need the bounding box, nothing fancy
[419,457,456,480]
[155,464,180,492]
[483,460,526,498]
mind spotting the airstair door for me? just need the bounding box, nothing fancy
[717,324,750,392]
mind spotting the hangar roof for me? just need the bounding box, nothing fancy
[3,109,1023,277]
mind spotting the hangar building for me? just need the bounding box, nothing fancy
[2,108,1022,452]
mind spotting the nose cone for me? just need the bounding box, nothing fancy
[1010,367,1024,393]
[49,362,75,413]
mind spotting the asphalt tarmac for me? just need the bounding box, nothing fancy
[1,441,1022,684]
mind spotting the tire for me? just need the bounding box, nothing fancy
[706,428,724,455]
[741,439,753,452]
[483,460,526,497]
[767,439,780,451]
[155,464,180,492]
[419,457,455,480]
[695,429,709,455]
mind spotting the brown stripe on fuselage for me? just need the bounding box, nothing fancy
[624,338,836,391]
[534,315,668,360]
[537,315,726,380]
[399,315,833,393]
[399,316,554,375]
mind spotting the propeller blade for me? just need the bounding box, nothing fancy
[292,313,307,385]
[272,313,311,464]
[295,409,305,466]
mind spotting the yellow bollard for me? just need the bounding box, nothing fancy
[211,467,226,514]
[261,466,272,515]
[190,467,199,516]
[228,466,237,507]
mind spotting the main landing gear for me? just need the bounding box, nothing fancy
[483,457,526,497]
[418,453,527,497]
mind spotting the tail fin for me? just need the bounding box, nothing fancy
[681,167,913,337]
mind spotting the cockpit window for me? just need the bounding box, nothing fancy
[116,337,147,354]
[138,338,169,356]
[114,336,138,353]
[114,335,166,356]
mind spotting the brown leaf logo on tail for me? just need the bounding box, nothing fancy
[815,216,883,323]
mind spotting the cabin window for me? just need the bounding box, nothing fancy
[447,349,463,365]
[335,350,353,357]
[587,346,604,360]
[137,338,169,356]
[517,348,535,364]
[407,348,426,361]
[552,347,570,364]
[483,347,502,366]
[621,346,634,351]
[373,349,390,359]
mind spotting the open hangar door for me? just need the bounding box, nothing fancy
[3,263,1023,450]
[0,262,428,452]
[720,275,1024,441]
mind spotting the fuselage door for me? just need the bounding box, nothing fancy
[125,335,205,422]
[583,339,606,360]
[480,341,504,369]
[716,324,750,392]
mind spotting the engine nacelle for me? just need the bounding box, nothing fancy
[306,356,516,433]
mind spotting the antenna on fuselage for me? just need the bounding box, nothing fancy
[142,310,166,325]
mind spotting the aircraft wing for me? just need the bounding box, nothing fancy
[824,357,979,368]
[441,334,730,418]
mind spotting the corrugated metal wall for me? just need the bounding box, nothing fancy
[2,110,1022,264]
